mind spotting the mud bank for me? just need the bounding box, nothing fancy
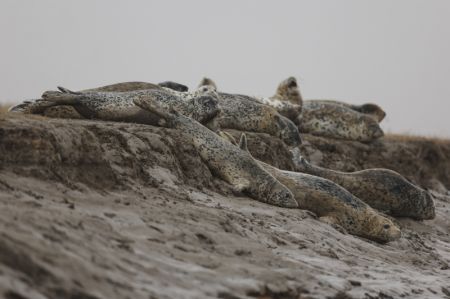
[1,114,450,299]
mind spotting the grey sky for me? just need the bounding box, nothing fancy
[1,0,449,137]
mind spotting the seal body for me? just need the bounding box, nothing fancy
[214,92,302,146]
[38,87,220,125]
[307,100,386,122]
[9,81,186,117]
[8,81,161,117]
[298,101,384,142]
[295,157,435,220]
[256,77,303,121]
[132,91,298,209]
[235,134,401,243]
[198,77,302,147]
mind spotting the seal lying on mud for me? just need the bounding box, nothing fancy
[306,100,386,123]
[132,91,298,209]
[237,133,401,243]
[198,78,302,147]
[199,77,303,121]
[8,81,186,115]
[197,76,384,141]
[294,157,435,220]
[297,101,384,142]
[32,86,220,126]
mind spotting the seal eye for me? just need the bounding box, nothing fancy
[383,224,390,230]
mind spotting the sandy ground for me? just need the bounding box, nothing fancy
[0,113,450,299]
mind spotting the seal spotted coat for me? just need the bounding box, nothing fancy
[294,157,435,220]
[237,133,401,243]
[132,90,299,209]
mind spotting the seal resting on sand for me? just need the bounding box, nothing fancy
[8,81,186,116]
[306,100,386,123]
[132,90,298,209]
[230,133,401,243]
[297,101,384,142]
[294,157,435,220]
[33,86,220,126]
[197,77,302,147]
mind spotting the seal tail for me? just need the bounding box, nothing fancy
[41,87,83,105]
[8,99,58,114]
[239,133,249,152]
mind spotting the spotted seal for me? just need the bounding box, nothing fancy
[198,78,302,147]
[132,91,298,209]
[32,86,220,126]
[307,100,386,122]
[294,157,435,220]
[297,101,384,141]
[236,133,401,243]
[8,81,186,115]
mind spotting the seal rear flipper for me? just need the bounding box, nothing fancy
[218,131,238,145]
[8,99,57,114]
[238,133,249,152]
[41,88,83,105]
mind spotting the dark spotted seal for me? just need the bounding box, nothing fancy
[237,133,401,243]
[294,156,435,220]
[297,101,384,142]
[307,100,386,122]
[198,77,302,147]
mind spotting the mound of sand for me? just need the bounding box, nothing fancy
[0,113,449,299]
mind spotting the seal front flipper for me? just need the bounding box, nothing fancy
[132,94,177,127]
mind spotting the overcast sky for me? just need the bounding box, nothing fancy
[1,0,449,137]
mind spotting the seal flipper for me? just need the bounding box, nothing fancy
[132,94,177,127]
[8,99,57,114]
[239,133,249,152]
[319,216,347,234]
[41,86,85,105]
[218,131,237,145]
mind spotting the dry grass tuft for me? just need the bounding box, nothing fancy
[385,133,450,145]
[0,104,11,114]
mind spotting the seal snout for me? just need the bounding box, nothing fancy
[386,224,402,242]
[370,123,384,139]
[267,183,298,208]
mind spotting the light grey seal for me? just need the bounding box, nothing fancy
[306,100,386,122]
[34,86,220,126]
[297,101,384,142]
